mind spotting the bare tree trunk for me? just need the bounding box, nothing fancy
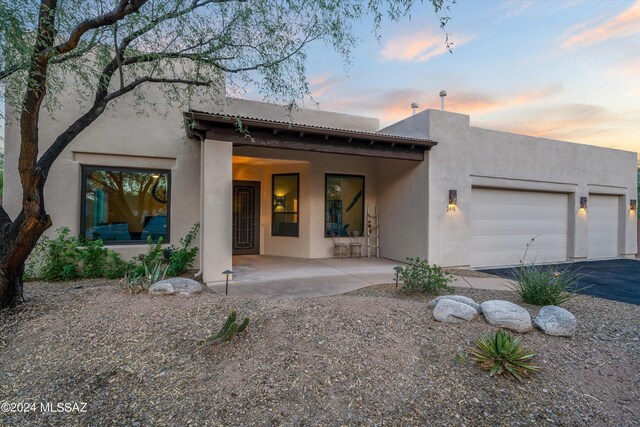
[0,211,51,308]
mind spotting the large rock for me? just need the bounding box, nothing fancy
[427,295,481,313]
[533,306,577,337]
[149,278,203,296]
[433,299,479,323]
[480,300,532,333]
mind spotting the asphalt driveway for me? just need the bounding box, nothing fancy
[481,259,640,305]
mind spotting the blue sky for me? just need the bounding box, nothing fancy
[295,0,639,154]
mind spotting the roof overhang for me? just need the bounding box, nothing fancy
[184,110,436,161]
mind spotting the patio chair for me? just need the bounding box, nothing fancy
[348,231,363,258]
[330,231,348,258]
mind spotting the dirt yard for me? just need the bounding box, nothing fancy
[0,280,638,426]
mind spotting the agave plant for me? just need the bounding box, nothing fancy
[122,260,168,294]
[470,330,539,382]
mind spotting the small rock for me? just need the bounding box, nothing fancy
[433,299,479,323]
[149,278,203,296]
[534,306,577,337]
[480,300,532,333]
[427,295,481,313]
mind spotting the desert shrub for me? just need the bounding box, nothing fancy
[25,227,132,281]
[509,263,580,306]
[132,236,166,277]
[398,257,452,294]
[122,260,168,294]
[26,227,81,281]
[166,223,200,277]
[470,330,539,382]
[131,223,200,278]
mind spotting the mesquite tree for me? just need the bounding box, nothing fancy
[0,0,451,307]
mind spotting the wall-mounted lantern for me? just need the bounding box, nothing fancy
[579,197,588,210]
[631,199,637,213]
[448,190,457,211]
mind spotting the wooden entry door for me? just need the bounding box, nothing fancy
[233,181,261,255]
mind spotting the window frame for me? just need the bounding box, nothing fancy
[271,172,300,237]
[80,165,172,245]
[324,173,366,238]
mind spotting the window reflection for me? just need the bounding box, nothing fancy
[83,167,169,243]
[325,174,364,237]
[272,174,299,237]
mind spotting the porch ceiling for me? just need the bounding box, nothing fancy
[184,110,437,161]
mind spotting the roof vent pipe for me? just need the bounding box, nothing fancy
[439,90,447,111]
[411,102,420,115]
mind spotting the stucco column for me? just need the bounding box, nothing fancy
[202,139,233,283]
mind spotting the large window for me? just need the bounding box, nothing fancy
[81,166,170,244]
[325,174,364,237]
[272,173,299,237]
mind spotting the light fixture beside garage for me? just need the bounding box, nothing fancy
[580,197,588,210]
[631,199,637,213]
[448,190,457,211]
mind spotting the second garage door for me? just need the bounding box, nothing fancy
[587,195,620,259]
[471,188,569,268]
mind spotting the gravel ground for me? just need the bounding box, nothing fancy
[0,280,638,426]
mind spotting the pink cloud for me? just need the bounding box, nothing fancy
[560,0,640,48]
[379,31,472,62]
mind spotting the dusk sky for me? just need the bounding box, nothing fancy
[1,0,638,156]
[295,0,639,155]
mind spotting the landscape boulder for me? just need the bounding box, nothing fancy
[480,300,532,333]
[427,295,481,313]
[149,278,203,296]
[533,306,577,337]
[433,299,479,323]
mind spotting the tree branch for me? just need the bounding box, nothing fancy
[104,76,212,101]
[37,76,212,171]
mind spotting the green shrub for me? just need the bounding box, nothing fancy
[131,223,200,278]
[25,224,199,282]
[26,227,81,281]
[470,330,539,382]
[398,257,452,294]
[166,223,200,277]
[25,227,131,281]
[509,263,580,306]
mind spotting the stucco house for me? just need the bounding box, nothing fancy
[3,88,638,284]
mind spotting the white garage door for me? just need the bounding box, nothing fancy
[471,188,569,268]
[588,195,619,259]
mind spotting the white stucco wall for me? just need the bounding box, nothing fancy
[3,84,215,264]
[3,84,381,271]
[383,109,638,267]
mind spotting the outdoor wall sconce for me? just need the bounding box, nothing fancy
[448,190,457,211]
[580,197,588,210]
[222,270,233,296]
[274,195,286,209]
[631,199,637,212]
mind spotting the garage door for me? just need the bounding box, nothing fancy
[471,188,569,268]
[588,195,619,259]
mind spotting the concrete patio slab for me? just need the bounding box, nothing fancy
[207,255,402,298]
[206,255,514,298]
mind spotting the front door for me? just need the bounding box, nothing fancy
[232,181,261,255]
